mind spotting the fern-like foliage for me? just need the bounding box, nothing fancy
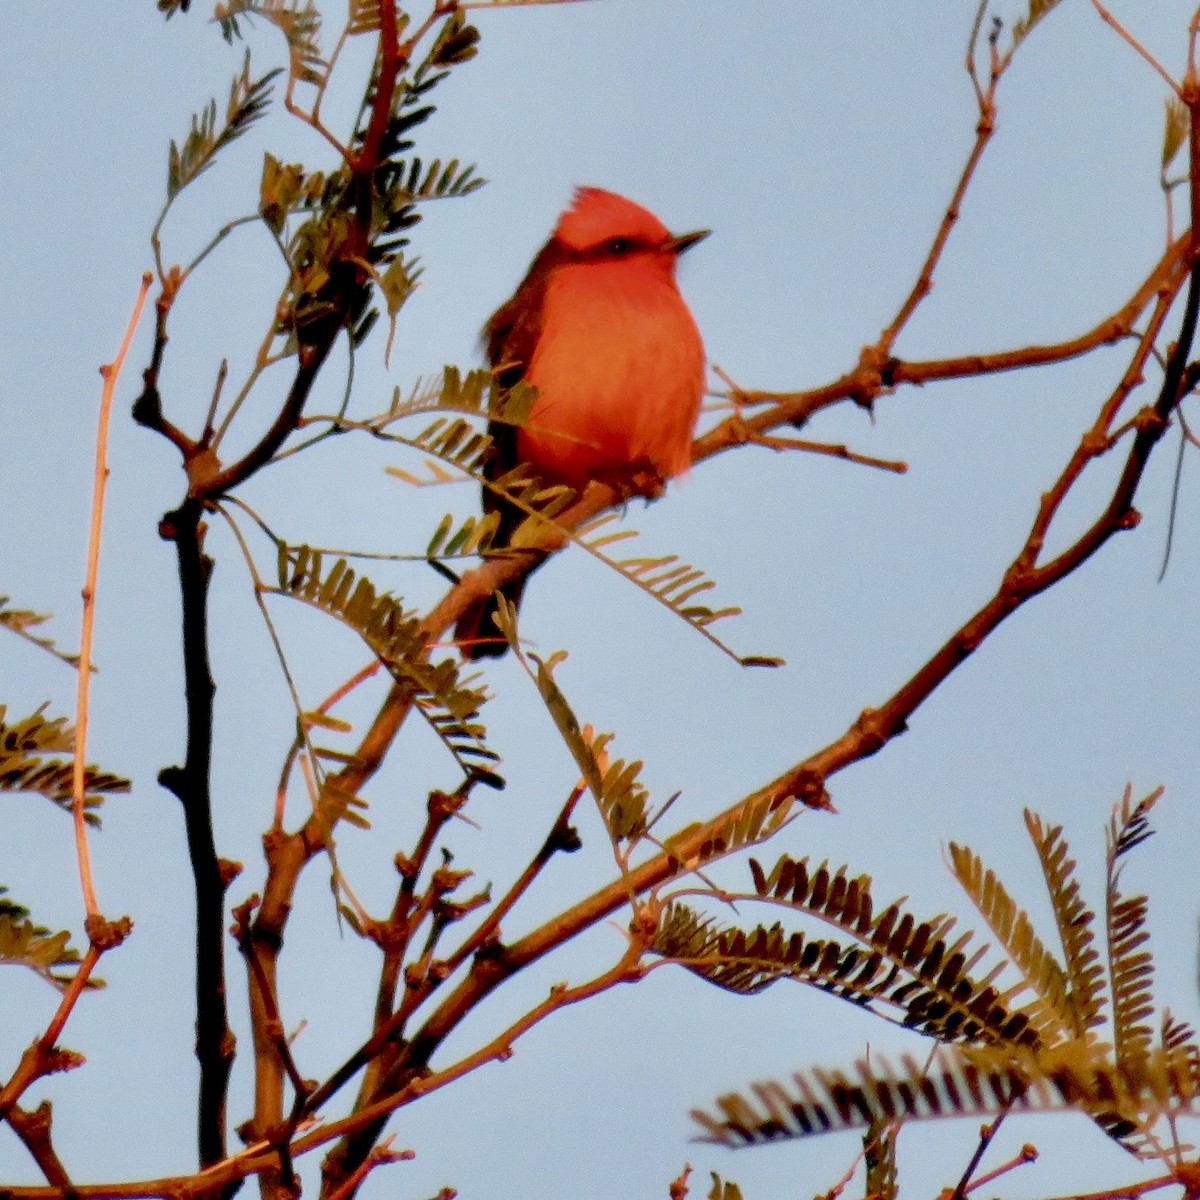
[1106,786,1160,1070]
[0,885,28,920]
[576,513,777,667]
[691,1041,1200,1147]
[948,841,1076,1044]
[425,510,501,561]
[653,856,1031,1046]
[662,788,796,873]
[1025,809,1107,1035]
[0,596,79,667]
[0,704,130,821]
[395,156,484,204]
[272,547,502,789]
[690,789,1194,1156]
[216,0,327,86]
[523,649,650,843]
[167,51,280,201]
[388,366,535,428]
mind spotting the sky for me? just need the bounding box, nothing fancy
[3,2,1200,1198]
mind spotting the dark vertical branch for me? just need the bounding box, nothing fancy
[158,498,235,1170]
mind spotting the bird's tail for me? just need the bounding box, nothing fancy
[453,575,529,660]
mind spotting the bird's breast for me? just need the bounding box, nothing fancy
[518,261,706,489]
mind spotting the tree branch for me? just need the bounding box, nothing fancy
[157,499,236,1169]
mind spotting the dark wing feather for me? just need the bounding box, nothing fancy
[456,242,557,659]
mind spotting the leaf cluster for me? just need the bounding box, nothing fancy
[167,51,280,202]
[654,857,1031,1045]
[274,547,502,789]
[689,789,1197,1158]
[0,704,130,822]
[526,649,651,844]
[216,0,324,85]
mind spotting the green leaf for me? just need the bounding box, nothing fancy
[1162,96,1189,173]
[260,153,307,235]
[167,50,280,201]
[0,913,89,990]
[379,253,423,319]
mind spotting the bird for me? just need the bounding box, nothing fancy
[454,186,709,659]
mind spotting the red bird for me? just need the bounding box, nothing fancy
[456,187,709,658]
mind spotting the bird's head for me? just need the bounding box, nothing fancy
[552,187,709,275]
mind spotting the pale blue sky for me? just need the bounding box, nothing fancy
[3,3,1200,1198]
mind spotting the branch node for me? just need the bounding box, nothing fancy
[783,766,833,811]
[851,707,892,753]
[40,1048,86,1077]
[546,821,582,854]
[85,913,133,951]
[158,763,187,800]
[218,857,244,888]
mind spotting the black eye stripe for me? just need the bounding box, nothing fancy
[556,236,657,265]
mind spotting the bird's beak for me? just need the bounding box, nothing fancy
[668,228,711,256]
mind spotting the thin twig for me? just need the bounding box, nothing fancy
[200,359,227,450]
[1089,1,1182,97]
[817,1141,864,1200]
[1158,421,1186,582]
[876,64,998,353]
[443,780,585,975]
[965,0,989,106]
[6,1103,75,1192]
[950,1113,1008,1200]
[316,936,649,1183]
[323,1137,413,1200]
[209,317,289,453]
[968,1144,1039,1193]
[1039,1173,1180,1200]
[73,272,152,918]
[748,431,908,474]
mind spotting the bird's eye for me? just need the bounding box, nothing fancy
[605,236,633,256]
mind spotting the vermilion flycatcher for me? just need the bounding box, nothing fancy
[456,186,709,658]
